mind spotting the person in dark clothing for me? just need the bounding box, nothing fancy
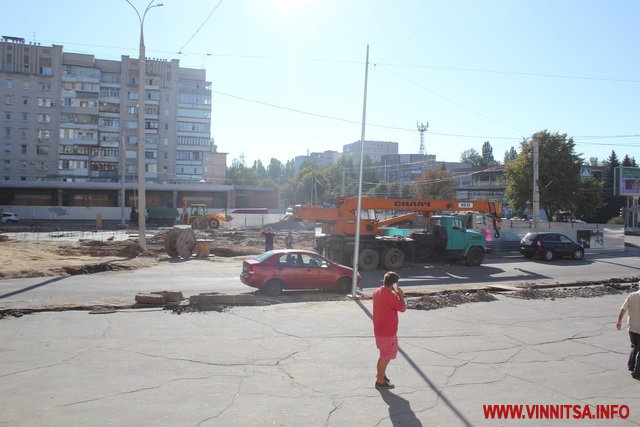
[262,227,276,252]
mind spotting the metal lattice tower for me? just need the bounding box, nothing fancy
[417,122,429,155]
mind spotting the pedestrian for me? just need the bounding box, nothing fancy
[372,271,406,389]
[284,231,294,249]
[262,227,276,252]
[130,207,137,226]
[616,284,640,380]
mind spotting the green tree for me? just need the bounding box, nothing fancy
[594,151,625,223]
[227,154,257,185]
[460,148,482,166]
[267,158,283,183]
[504,131,583,220]
[481,141,498,166]
[503,147,518,164]
[573,178,603,222]
[622,154,637,167]
[414,165,455,199]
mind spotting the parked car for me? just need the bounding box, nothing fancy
[1,212,19,223]
[240,249,360,296]
[520,232,585,261]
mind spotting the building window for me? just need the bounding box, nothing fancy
[36,161,48,171]
[37,113,51,123]
[4,96,12,105]
[5,79,13,89]
[22,97,28,105]
[37,98,53,107]
[37,145,49,155]
[39,81,51,91]
[126,121,137,129]
[22,81,30,90]
[37,129,51,139]
[4,112,10,120]
[21,112,28,121]
[3,144,11,153]
[4,127,11,137]
[127,106,137,115]
[21,144,27,154]
[128,92,139,100]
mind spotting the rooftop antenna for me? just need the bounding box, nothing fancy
[417,122,428,155]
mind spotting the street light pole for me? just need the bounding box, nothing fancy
[125,0,163,249]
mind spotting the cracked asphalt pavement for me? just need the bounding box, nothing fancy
[1,293,639,426]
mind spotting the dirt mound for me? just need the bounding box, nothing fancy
[261,216,316,231]
[407,290,497,311]
[508,283,636,300]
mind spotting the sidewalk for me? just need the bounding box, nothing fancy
[1,293,638,426]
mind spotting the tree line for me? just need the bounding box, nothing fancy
[226,130,637,224]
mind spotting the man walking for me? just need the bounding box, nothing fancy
[616,285,640,380]
[373,271,406,389]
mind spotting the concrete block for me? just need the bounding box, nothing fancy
[135,293,165,305]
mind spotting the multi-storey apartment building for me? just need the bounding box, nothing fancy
[0,36,242,209]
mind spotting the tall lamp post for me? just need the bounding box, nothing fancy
[125,0,163,249]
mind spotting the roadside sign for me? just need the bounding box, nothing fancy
[580,167,591,178]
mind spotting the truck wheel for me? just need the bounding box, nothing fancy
[465,247,484,266]
[358,249,379,271]
[382,248,405,270]
[208,218,220,229]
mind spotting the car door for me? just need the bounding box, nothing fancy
[557,234,576,257]
[302,254,336,290]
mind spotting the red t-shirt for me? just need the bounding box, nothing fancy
[373,285,406,337]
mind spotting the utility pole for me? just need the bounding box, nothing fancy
[351,45,369,298]
[417,122,428,155]
[125,0,164,249]
[532,133,540,228]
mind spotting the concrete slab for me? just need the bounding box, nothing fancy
[1,294,638,426]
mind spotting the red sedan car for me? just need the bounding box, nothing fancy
[240,249,360,296]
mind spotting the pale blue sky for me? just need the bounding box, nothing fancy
[3,0,639,167]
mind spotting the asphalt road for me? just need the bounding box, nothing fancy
[1,247,639,311]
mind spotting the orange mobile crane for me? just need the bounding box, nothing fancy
[293,197,503,270]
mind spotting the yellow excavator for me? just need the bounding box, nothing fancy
[182,202,231,229]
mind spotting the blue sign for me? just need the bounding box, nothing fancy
[580,167,591,178]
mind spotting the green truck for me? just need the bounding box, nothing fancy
[316,214,488,271]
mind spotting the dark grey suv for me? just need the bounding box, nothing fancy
[520,232,585,261]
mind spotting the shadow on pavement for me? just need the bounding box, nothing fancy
[360,264,550,289]
[377,388,423,427]
[354,299,473,427]
[0,276,66,300]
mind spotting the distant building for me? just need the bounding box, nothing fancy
[0,36,255,208]
[343,140,398,164]
[293,150,341,171]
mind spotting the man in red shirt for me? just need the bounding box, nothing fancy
[373,271,406,389]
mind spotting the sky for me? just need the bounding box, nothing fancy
[2,0,639,167]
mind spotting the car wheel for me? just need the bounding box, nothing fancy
[542,249,554,261]
[465,247,484,266]
[358,249,379,271]
[381,247,405,270]
[573,248,585,260]
[336,277,351,294]
[523,253,534,259]
[264,280,283,296]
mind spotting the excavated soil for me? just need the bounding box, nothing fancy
[0,228,316,279]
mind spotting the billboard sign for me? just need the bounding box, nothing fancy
[615,167,640,196]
